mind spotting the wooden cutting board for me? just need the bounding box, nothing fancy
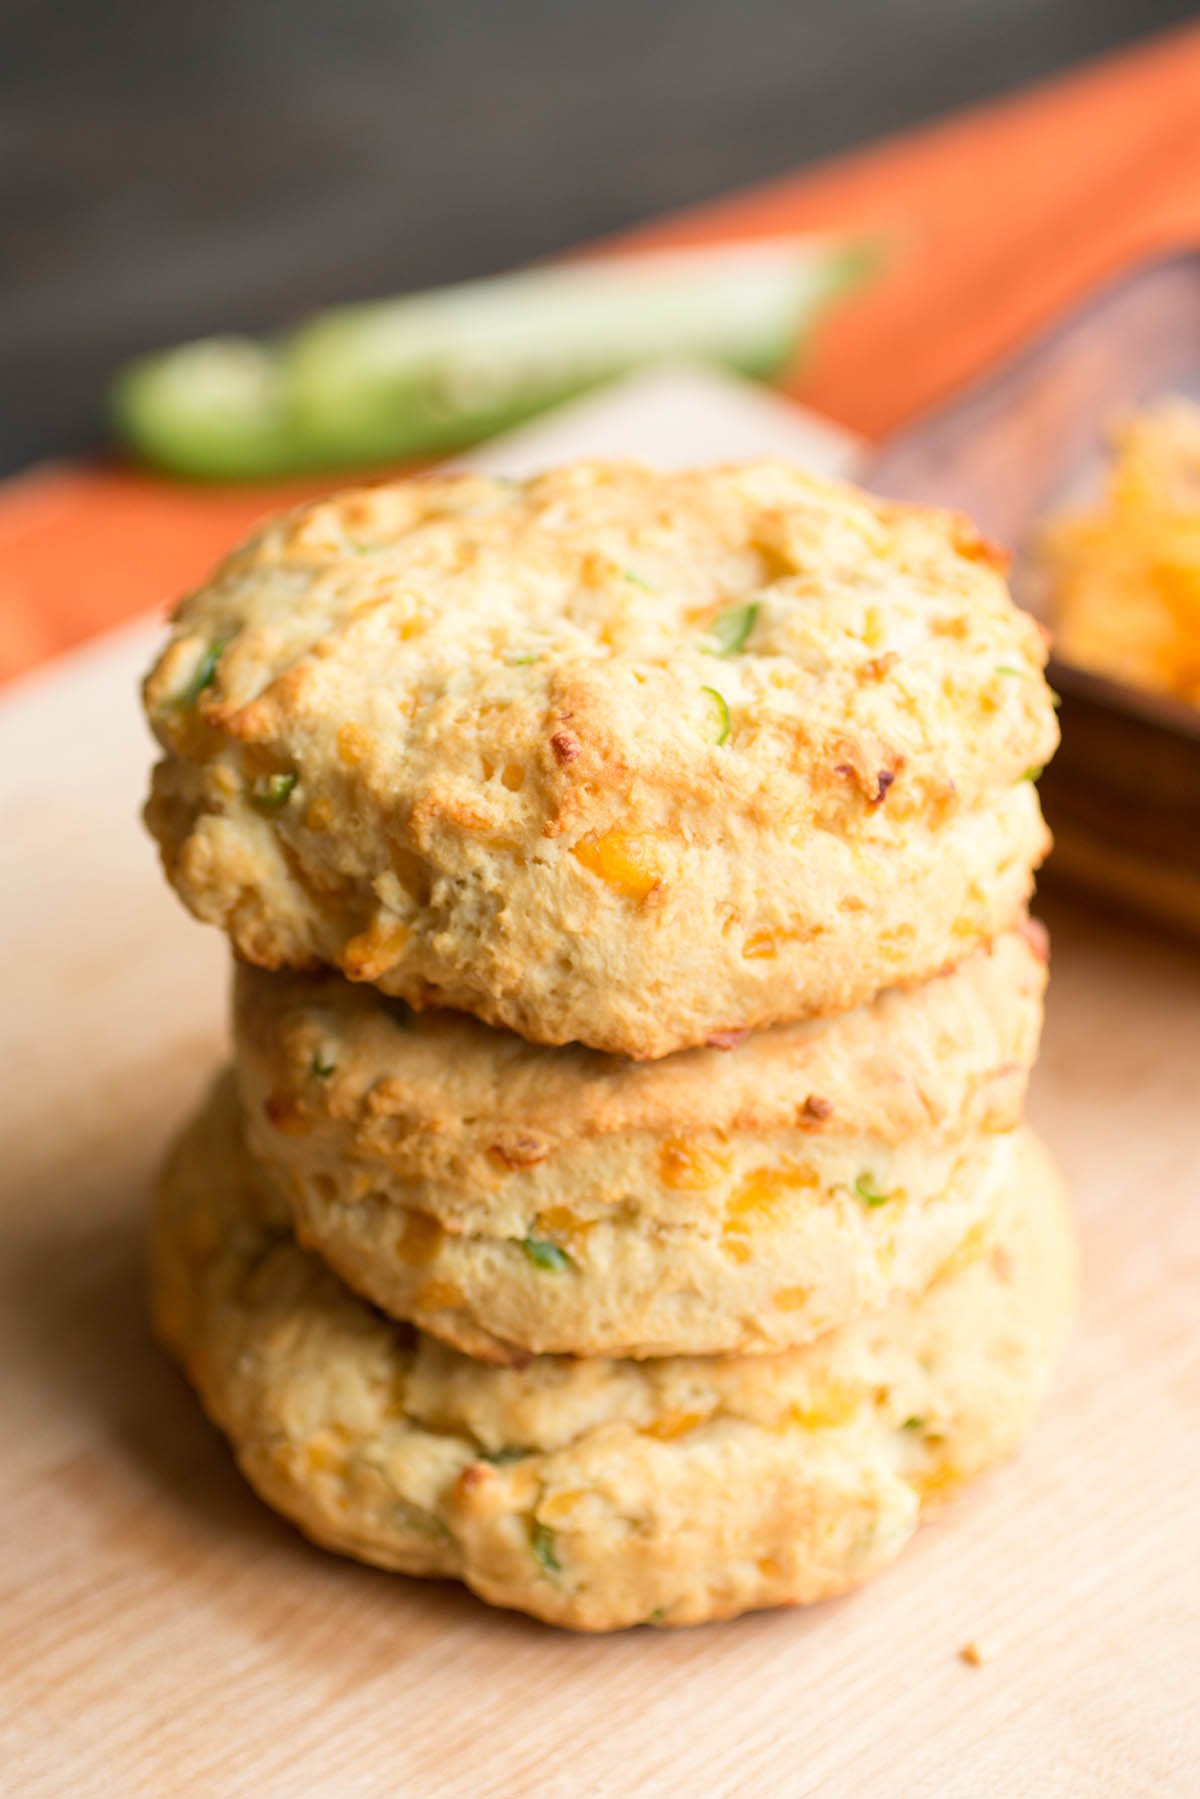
[2,373,1198,1796]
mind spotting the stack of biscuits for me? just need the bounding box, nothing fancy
[143,461,1075,1631]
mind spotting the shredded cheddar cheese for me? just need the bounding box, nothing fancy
[1042,397,1200,704]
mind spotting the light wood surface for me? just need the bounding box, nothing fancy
[2,378,1198,1796]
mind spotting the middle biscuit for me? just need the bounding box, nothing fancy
[235,924,1046,1362]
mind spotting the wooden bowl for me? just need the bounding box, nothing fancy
[863,251,1200,936]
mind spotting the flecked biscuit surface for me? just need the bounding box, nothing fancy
[235,927,1046,1359]
[151,1079,1076,1632]
[144,461,1057,1056]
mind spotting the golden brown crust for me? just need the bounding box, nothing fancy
[143,461,1058,1056]
[233,930,1046,1358]
[235,929,1045,1148]
[150,1079,1077,1632]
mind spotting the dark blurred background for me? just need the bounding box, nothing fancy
[3,0,1192,472]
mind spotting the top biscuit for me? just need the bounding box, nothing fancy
[143,461,1058,1056]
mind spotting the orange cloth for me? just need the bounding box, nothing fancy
[3,21,1200,686]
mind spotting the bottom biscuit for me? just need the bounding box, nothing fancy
[151,1077,1077,1632]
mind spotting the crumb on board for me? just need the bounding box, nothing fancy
[958,1639,989,1668]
